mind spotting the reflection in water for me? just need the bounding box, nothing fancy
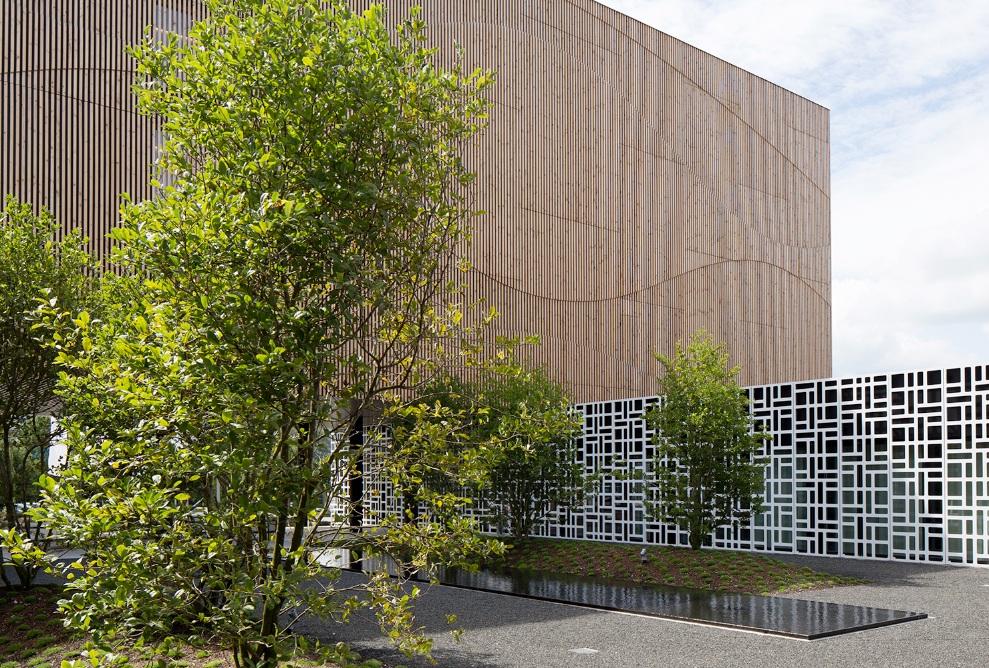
[424,565,926,639]
[324,551,925,639]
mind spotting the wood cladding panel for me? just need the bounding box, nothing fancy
[357,0,831,402]
[4,0,831,404]
[1,0,206,271]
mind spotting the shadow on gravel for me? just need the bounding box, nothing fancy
[292,571,603,666]
[763,552,957,587]
[295,571,603,635]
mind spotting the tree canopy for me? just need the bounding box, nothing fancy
[38,1,499,664]
[0,196,91,590]
[390,362,585,547]
[644,331,768,550]
[478,364,585,545]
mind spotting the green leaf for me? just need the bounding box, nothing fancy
[40,0,497,657]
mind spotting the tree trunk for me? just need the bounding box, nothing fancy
[689,468,704,550]
[1,423,17,530]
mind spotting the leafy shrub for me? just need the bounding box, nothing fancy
[39,0,500,664]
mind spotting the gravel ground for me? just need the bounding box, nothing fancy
[294,555,989,668]
[7,552,987,667]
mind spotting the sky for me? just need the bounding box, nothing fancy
[596,0,989,379]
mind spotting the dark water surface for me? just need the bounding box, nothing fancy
[421,566,927,639]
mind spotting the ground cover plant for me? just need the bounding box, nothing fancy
[0,585,77,667]
[498,538,867,594]
[0,584,403,668]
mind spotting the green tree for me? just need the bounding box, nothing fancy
[644,331,768,550]
[392,362,584,547]
[38,1,496,665]
[0,196,90,590]
[480,364,584,545]
[381,369,504,575]
[387,372,492,525]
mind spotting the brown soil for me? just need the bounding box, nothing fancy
[0,585,387,668]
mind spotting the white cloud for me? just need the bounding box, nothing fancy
[597,0,989,377]
[597,1,989,103]
[833,319,984,378]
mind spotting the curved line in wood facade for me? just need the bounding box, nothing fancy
[470,257,830,306]
[607,91,829,253]
[3,0,832,400]
[456,14,827,266]
[482,12,829,197]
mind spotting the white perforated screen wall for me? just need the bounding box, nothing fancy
[536,365,989,565]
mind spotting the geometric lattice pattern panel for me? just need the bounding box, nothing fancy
[540,365,989,566]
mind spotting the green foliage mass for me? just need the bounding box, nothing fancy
[37,0,499,665]
[0,196,92,590]
[3,417,51,509]
[478,365,585,545]
[391,363,584,547]
[644,331,769,550]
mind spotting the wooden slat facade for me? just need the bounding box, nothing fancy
[3,0,831,403]
[361,0,832,401]
[1,0,205,271]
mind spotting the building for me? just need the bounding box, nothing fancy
[1,1,201,267]
[15,1,983,572]
[3,0,831,402]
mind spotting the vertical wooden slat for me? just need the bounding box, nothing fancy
[2,0,831,404]
[1,0,208,273]
[398,0,831,401]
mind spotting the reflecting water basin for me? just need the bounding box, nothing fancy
[423,565,926,639]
